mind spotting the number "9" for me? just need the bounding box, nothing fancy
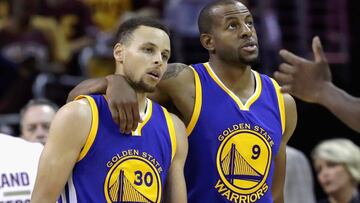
[251,145,261,159]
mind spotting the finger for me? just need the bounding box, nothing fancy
[131,103,140,131]
[312,36,326,63]
[118,106,127,134]
[108,99,120,126]
[279,49,306,65]
[273,71,293,86]
[279,63,296,74]
[123,105,133,133]
[280,85,292,94]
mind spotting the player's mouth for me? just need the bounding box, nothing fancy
[240,41,257,52]
[146,70,161,80]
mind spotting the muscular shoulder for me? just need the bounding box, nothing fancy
[169,113,188,161]
[48,99,92,144]
[162,63,193,81]
[284,94,296,117]
[159,63,194,89]
[283,94,297,142]
[55,99,92,125]
[170,113,186,134]
[169,113,187,147]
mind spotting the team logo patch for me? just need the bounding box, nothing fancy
[104,155,161,203]
[216,129,272,202]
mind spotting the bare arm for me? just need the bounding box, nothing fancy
[274,36,360,133]
[67,77,107,102]
[31,100,91,203]
[157,63,196,124]
[102,63,193,131]
[66,63,190,104]
[163,114,188,203]
[67,62,193,133]
[272,94,297,203]
[316,83,360,133]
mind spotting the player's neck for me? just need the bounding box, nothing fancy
[208,58,253,92]
[209,55,251,72]
[137,93,147,115]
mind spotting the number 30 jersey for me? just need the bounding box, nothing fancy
[59,95,176,203]
[185,63,285,203]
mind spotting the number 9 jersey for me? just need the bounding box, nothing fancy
[185,63,285,203]
[58,95,176,203]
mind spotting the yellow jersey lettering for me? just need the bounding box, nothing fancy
[215,179,269,203]
[230,192,240,202]
[218,123,252,141]
[214,179,228,193]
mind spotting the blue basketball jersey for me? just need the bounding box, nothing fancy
[59,95,176,203]
[185,63,285,203]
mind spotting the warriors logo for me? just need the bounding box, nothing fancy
[104,156,161,203]
[216,129,272,200]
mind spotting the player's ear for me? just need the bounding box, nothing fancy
[200,33,215,53]
[113,43,125,63]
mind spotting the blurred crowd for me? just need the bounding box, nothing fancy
[0,0,161,116]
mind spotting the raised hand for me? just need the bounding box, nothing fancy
[274,36,332,103]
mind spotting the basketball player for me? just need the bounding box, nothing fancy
[68,1,297,202]
[274,36,360,133]
[31,18,188,203]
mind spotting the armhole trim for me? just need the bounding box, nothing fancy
[270,79,286,134]
[162,107,177,161]
[186,66,202,136]
[75,95,99,162]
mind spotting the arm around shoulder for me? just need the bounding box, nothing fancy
[31,99,92,203]
[67,77,108,102]
[163,114,188,203]
[283,94,297,143]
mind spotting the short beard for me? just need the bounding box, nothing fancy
[127,79,155,93]
[238,54,259,67]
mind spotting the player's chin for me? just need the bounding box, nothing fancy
[239,49,258,58]
[246,51,259,60]
[240,56,259,66]
[145,86,156,93]
[141,82,157,93]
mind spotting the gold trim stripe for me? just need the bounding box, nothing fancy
[186,66,202,136]
[162,107,177,161]
[132,98,153,136]
[203,63,262,111]
[245,71,262,109]
[75,95,99,162]
[270,79,286,134]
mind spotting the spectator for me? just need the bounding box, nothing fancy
[312,138,360,203]
[20,98,58,145]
